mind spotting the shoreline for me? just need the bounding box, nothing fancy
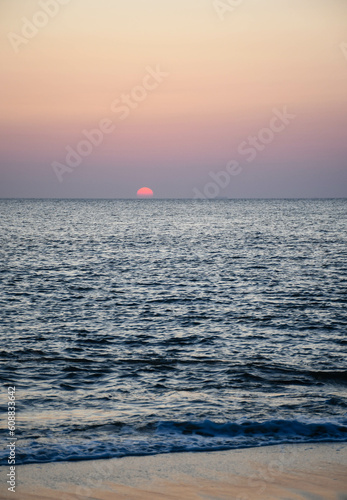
[1,443,346,499]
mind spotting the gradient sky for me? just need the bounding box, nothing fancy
[0,0,346,198]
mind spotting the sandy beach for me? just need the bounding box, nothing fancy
[1,443,346,500]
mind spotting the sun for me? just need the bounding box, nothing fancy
[137,187,153,198]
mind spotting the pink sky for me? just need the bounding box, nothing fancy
[0,0,346,198]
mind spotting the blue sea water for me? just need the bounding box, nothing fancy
[0,199,346,465]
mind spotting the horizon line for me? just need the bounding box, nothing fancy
[1,197,346,201]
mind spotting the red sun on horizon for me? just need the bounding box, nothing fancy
[137,187,153,198]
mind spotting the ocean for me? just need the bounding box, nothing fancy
[1,199,346,465]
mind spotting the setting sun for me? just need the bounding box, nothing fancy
[137,187,153,198]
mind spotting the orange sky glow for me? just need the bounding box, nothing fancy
[0,0,346,197]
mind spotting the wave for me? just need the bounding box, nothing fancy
[1,418,346,466]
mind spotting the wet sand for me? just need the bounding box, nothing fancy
[0,443,346,499]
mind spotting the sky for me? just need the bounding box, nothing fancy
[0,0,346,198]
